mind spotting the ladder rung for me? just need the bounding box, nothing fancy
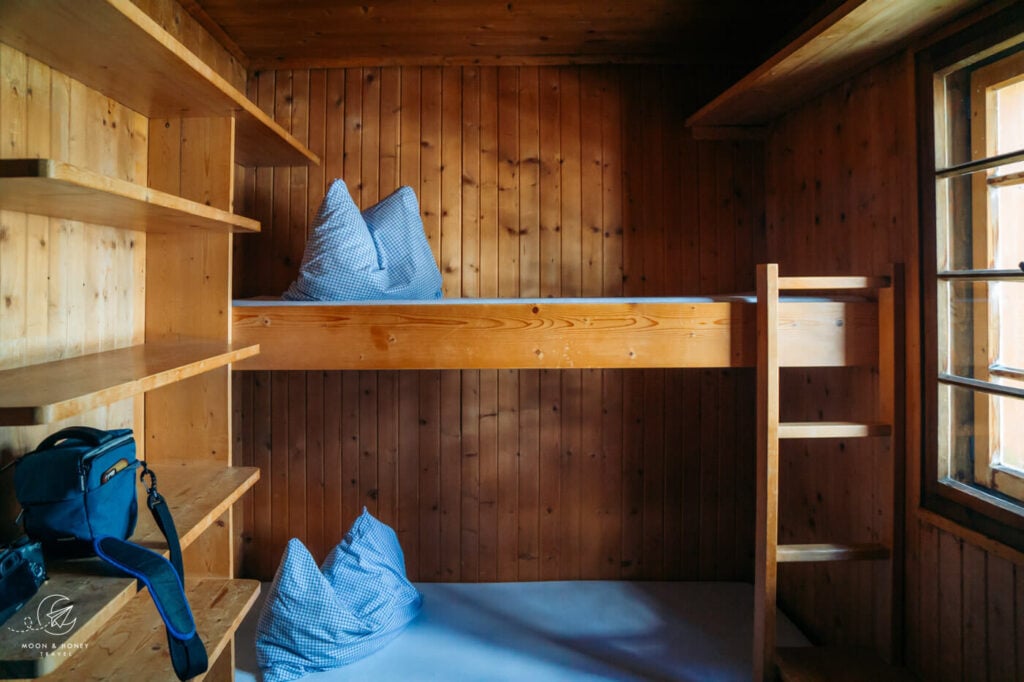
[778,275,889,290]
[777,543,890,562]
[778,421,891,439]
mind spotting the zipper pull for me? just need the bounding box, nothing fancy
[78,463,86,492]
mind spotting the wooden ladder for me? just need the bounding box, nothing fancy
[753,264,905,681]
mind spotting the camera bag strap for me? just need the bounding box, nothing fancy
[92,465,207,681]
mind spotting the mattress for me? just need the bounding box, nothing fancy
[233,294,859,306]
[234,581,810,682]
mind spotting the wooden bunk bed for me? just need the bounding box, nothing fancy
[231,263,904,681]
[232,277,883,373]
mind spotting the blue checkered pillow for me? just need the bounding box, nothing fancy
[282,180,442,301]
[255,539,350,682]
[320,508,422,635]
[362,186,443,300]
[255,512,422,682]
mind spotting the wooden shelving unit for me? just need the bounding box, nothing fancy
[0,341,260,426]
[0,0,319,167]
[0,1,283,679]
[0,463,260,679]
[686,0,986,130]
[44,578,260,682]
[0,159,260,234]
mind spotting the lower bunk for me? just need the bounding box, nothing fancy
[234,581,810,682]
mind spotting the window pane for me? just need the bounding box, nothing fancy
[944,280,1024,385]
[993,182,1024,270]
[997,276,1024,374]
[941,383,983,483]
[936,42,1024,169]
[937,66,974,168]
[938,163,1024,273]
[994,72,1024,156]
[936,173,976,271]
[940,383,1024,490]
[996,392,1024,473]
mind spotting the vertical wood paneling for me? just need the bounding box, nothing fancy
[304,372,325,562]
[987,554,1015,682]
[537,67,561,581]
[376,371,398,528]
[236,65,767,587]
[910,520,1024,682]
[440,367,461,580]
[0,45,142,532]
[579,67,604,579]
[418,369,441,580]
[358,371,378,517]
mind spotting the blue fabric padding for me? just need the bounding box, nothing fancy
[93,536,196,640]
[255,511,422,682]
[282,180,442,301]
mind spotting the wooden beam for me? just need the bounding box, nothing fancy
[754,263,781,682]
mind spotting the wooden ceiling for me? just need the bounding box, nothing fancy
[184,0,830,69]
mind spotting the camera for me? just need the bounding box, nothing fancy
[0,536,47,626]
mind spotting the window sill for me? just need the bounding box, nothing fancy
[916,507,1024,565]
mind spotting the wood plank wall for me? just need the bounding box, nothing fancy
[765,50,1024,679]
[233,64,767,582]
[0,44,146,541]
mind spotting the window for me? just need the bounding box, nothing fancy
[919,7,1024,550]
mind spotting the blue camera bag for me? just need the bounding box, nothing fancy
[13,426,207,680]
[14,426,138,554]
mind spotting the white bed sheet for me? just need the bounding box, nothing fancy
[234,581,810,682]
[234,295,857,306]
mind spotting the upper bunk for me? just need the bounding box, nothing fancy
[231,269,890,371]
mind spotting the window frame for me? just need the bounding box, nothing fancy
[917,5,1024,552]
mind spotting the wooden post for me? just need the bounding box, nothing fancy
[754,263,780,681]
[145,117,236,579]
[879,263,907,663]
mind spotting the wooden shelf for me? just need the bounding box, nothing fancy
[0,340,260,426]
[42,578,260,682]
[0,159,260,234]
[686,0,983,129]
[131,463,261,553]
[0,0,319,167]
[0,464,260,679]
